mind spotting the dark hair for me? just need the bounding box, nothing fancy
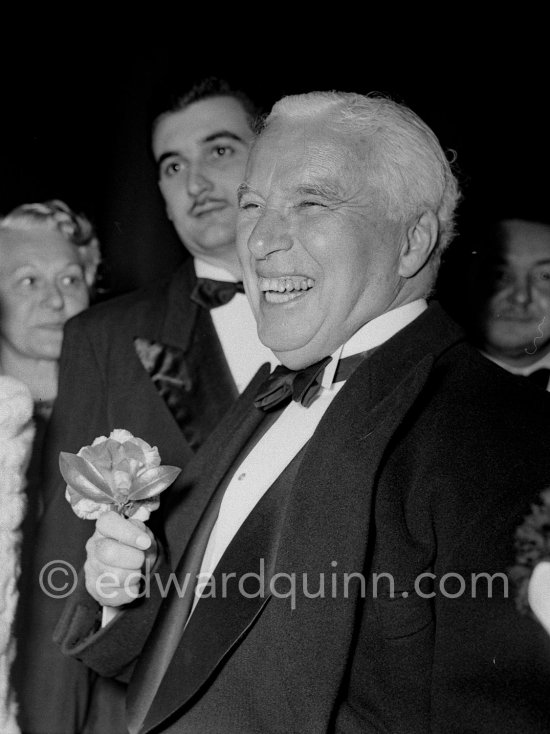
[150,76,262,135]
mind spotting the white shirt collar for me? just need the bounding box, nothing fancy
[194,258,240,283]
[484,349,550,376]
[322,299,428,388]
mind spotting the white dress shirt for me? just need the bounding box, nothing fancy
[189,298,428,617]
[194,259,279,393]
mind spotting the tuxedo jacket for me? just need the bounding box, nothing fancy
[56,303,550,733]
[16,259,243,734]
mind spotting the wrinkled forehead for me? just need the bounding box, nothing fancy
[246,118,371,191]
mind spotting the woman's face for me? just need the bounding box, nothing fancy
[0,226,90,362]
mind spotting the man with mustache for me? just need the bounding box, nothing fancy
[467,217,550,389]
[18,77,276,734]
[57,91,550,732]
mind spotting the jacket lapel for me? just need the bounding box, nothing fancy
[159,259,200,353]
[163,363,271,570]
[140,303,464,731]
[271,354,435,728]
[141,448,297,733]
[113,262,199,469]
[128,366,270,734]
[256,303,465,728]
[132,260,237,456]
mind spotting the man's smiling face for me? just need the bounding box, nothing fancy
[236,118,406,369]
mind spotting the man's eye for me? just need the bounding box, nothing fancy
[535,270,550,282]
[161,161,183,178]
[19,276,37,288]
[210,145,235,159]
[296,200,325,209]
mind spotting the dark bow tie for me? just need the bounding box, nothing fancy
[526,367,550,388]
[190,277,245,310]
[254,352,368,411]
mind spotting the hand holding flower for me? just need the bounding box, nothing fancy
[60,429,180,612]
[60,428,181,521]
[85,511,156,608]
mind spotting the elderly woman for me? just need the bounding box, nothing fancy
[0,200,101,730]
[0,199,100,409]
[0,197,101,525]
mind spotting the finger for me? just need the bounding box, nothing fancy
[95,510,152,550]
[86,561,144,591]
[93,537,147,570]
[85,565,143,607]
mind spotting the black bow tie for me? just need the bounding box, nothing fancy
[254,352,368,411]
[190,277,245,310]
[526,367,550,388]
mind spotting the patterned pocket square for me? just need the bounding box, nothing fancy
[134,337,192,392]
[134,338,196,438]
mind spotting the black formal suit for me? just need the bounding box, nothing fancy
[56,303,550,733]
[15,260,244,734]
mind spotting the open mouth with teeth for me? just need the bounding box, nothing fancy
[258,276,315,303]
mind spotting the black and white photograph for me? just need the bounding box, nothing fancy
[1,26,550,733]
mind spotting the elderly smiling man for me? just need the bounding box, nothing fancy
[56,92,550,733]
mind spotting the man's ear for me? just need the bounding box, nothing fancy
[398,210,439,278]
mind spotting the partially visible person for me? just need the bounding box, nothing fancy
[0,199,100,511]
[0,199,100,407]
[0,199,100,732]
[466,217,550,388]
[0,375,34,734]
[19,77,276,734]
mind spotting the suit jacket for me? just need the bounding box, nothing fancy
[15,259,242,734]
[56,303,550,733]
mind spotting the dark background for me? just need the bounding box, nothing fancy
[1,32,547,309]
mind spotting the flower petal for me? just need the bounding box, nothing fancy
[65,489,113,520]
[108,429,135,443]
[126,436,161,467]
[128,466,181,500]
[119,440,147,464]
[59,452,115,501]
[80,441,114,471]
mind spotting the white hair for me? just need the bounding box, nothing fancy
[261,91,461,259]
[0,199,101,288]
